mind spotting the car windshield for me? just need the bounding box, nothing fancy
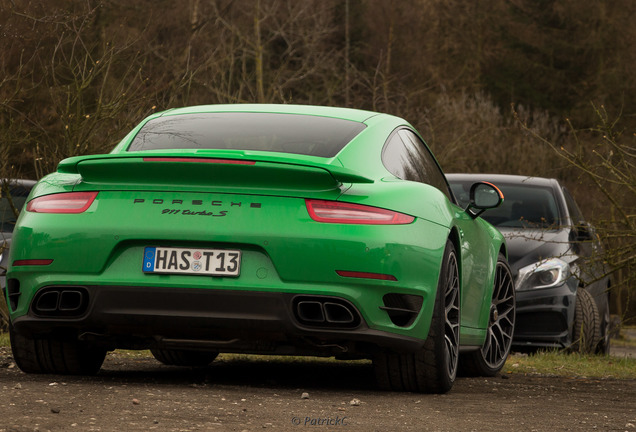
[1,185,31,233]
[127,112,366,158]
[450,181,561,229]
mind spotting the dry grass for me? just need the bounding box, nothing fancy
[504,351,636,380]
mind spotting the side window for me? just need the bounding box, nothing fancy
[382,129,452,200]
[562,187,585,224]
[0,185,32,233]
[382,133,411,181]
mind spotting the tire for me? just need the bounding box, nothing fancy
[460,253,515,376]
[595,292,611,355]
[374,240,460,393]
[150,348,218,367]
[9,325,106,375]
[570,288,601,354]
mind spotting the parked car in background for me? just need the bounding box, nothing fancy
[1,179,36,330]
[5,105,515,393]
[447,174,611,354]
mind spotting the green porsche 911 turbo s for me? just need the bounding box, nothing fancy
[5,104,514,393]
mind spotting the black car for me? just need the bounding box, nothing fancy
[447,174,611,354]
[1,179,36,330]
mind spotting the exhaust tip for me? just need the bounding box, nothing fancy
[297,301,325,323]
[293,296,360,328]
[35,291,59,312]
[59,290,85,312]
[32,286,89,317]
[323,302,355,324]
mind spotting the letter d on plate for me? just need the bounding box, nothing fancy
[143,247,156,272]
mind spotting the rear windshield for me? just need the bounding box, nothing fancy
[450,181,562,229]
[127,112,366,158]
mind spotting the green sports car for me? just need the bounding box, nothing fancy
[5,105,514,393]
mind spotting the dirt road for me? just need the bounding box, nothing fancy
[1,343,635,432]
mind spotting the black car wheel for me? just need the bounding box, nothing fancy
[374,240,460,393]
[10,324,106,375]
[570,288,601,354]
[150,348,219,366]
[460,253,515,376]
[596,292,611,355]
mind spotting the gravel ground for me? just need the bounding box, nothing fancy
[1,335,635,432]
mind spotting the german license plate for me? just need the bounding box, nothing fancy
[143,246,241,277]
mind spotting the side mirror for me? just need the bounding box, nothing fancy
[467,182,504,219]
[572,222,593,241]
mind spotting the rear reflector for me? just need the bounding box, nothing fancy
[13,259,54,266]
[27,192,98,213]
[306,199,414,225]
[336,270,397,281]
[143,157,255,165]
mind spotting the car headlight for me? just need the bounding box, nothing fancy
[515,258,570,291]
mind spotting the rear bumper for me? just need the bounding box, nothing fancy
[512,281,577,351]
[11,285,426,357]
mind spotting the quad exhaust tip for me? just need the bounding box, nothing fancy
[32,287,89,317]
[294,297,360,328]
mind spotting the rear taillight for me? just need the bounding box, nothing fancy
[305,200,414,225]
[27,192,98,214]
[13,259,54,266]
[336,270,397,281]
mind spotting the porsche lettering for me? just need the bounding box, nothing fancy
[133,199,261,208]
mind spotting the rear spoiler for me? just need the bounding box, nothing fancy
[57,152,374,191]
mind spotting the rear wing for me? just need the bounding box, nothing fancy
[57,152,374,192]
